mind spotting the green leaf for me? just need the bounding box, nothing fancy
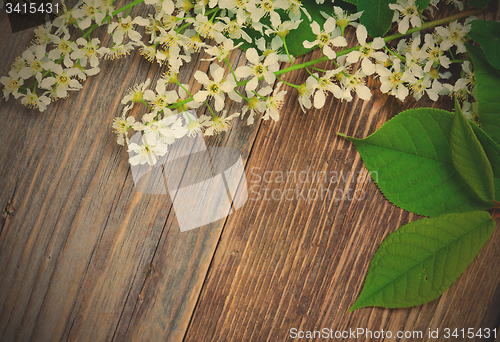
[471,121,500,201]
[469,19,500,70]
[450,99,495,202]
[234,0,357,57]
[341,108,493,217]
[467,44,500,145]
[350,211,495,311]
[357,0,396,38]
[416,0,431,10]
[343,0,357,4]
[467,0,492,8]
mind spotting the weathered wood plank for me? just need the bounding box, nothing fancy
[0,4,239,341]
[0,3,264,341]
[0,3,499,342]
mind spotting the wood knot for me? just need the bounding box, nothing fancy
[2,200,15,219]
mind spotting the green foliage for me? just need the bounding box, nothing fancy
[340,108,493,217]
[343,0,357,4]
[467,0,492,8]
[416,0,431,10]
[357,0,396,37]
[467,44,500,145]
[234,0,356,57]
[350,211,495,310]
[469,19,500,71]
[471,120,500,200]
[450,99,495,202]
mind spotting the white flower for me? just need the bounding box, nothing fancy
[168,83,203,113]
[408,74,443,101]
[19,45,47,82]
[263,83,287,121]
[108,15,149,43]
[154,27,189,55]
[128,135,169,166]
[20,89,51,111]
[454,60,475,95]
[255,37,290,63]
[34,23,54,45]
[246,0,288,28]
[340,70,372,101]
[235,48,279,92]
[183,110,210,137]
[461,101,478,121]
[0,75,23,100]
[263,16,302,37]
[122,78,151,104]
[389,0,421,34]
[72,37,109,68]
[40,66,82,98]
[346,25,387,76]
[297,76,316,113]
[204,110,240,136]
[435,20,471,54]
[303,18,347,59]
[73,0,107,29]
[193,64,237,111]
[105,42,137,60]
[219,17,252,42]
[112,104,135,145]
[134,113,188,144]
[401,35,425,78]
[203,39,243,62]
[48,32,79,68]
[190,13,225,42]
[422,33,450,72]
[311,69,344,108]
[218,0,251,25]
[287,0,311,21]
[241,88,269,124]
[448,0,464,11]
[143,78,178,115]
[321,6,363,30]
[144,0,175,15]
[71,64,101,81]
[378,59,413,101]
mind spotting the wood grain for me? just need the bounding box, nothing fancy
[0,2,499,342]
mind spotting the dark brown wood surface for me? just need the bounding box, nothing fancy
[0,3,499,341]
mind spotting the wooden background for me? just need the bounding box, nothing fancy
[0,2,499,341]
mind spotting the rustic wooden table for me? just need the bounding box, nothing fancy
[1,3,499,341]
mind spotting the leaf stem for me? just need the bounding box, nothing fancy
[205,100,217,118]
[276,75,299,89]
[139,99,152,111]
[281,36,294,65]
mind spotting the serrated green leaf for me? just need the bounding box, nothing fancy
[467,44,500,145]
[416,0,430,10]
[342,108,493,217]
[450,99,495,202]
[233,0,356,57]
[357,0,396,38]
[468,0,492,8]
[469,19,500,70]
[350,211,495,311]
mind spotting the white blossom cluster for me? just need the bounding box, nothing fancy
[0,0,480,165]
[295,2,476,121]
[1,0,118,110]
